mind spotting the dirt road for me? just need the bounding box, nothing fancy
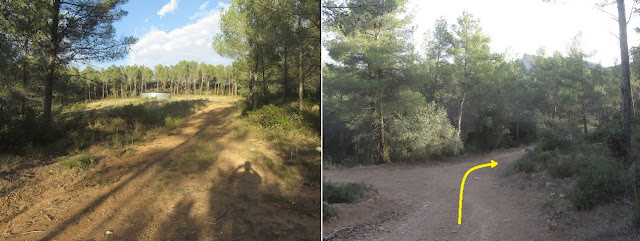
[324,148,566,241]
[0,100,319,240]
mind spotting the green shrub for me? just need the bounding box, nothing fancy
[390,102,462,161]
[515,148,557,173]
[569,155,623,210]
[537,117,578,152]
[247,104,300,130]
[164,116,187,130]
[61,153,96,170]
[547,155,577,179]
[632,165,640,227]
[515,153,536,173]
[323,181,372,204]
[323,201,337,220]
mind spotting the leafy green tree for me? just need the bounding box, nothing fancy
[39,0,136,121]
[422,17,455,104]
[448,12,497,138]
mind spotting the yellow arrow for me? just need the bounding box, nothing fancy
[458,160,498,225]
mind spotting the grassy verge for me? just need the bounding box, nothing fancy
[322,181,373,219]
[0,96,239,173]
[61,153,97,170]
[512,116,640,236]
[235,102,321,184]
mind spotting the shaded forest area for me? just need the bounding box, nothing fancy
[323,0,640,231]
[322,0,638,165]
[213,0,321,112]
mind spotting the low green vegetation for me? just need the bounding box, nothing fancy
[322,181,373,219]
[61,153,97,170]
[323,181,372,204]
[323,201,337,220]
[569,153,623,210]
[240,101,321,183]
[0,98,209,172]
[513,113,640,226]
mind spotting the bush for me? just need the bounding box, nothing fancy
[547,155,577,179]
[515,148,557,173]
[515,149,538,173]
[390,102,463,161]
[164,116,187,130]
[632,165,640,227]
[61,153,96,170]
[247,104,301,130]
[537,116,579,152]
[569,155,623,210]
[323,181,372,204]
[323,201,337,220]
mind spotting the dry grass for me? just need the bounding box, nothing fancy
[84,95,241,111]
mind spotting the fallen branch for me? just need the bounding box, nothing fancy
[20,230,44,235]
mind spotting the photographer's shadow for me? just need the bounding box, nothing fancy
[228,161,262,203]
[209,161,266,240]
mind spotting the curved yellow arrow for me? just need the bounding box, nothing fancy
[458,160,498,225]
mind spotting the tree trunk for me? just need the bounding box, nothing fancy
[252,58,258,109]
[457,91,466,138]
[618,0,632,153]
[298,38,304,111]
[43,0,61,122]
[283,47,288,102]
[379,86,390,164]
[200,76,204,95]
[262,55,267,102]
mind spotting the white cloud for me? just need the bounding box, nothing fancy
[144,17,149,23]
[127,10,233,67]
[190,9,214,20]
[199,1,209,10]
[408,0,640,66]
[191,2,229,21]
[157,0,178,17]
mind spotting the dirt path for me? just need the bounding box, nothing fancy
[0,100,319,240]
[323,147,566,241]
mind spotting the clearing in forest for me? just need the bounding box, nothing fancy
[0,98,320,240]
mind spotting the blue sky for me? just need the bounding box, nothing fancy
[96,0,233,69]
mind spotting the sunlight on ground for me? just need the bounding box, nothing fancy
[84,95,241,110]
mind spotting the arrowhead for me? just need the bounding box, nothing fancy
[490,160,498,168]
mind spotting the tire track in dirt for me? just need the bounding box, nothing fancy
[324,148,565,241]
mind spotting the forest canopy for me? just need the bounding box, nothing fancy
[322,0,637,166]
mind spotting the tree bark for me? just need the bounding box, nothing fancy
[298,18,304,111]
[200,76,204,95]
[44,0,61,122]
[298,40,304,111]
[378,70,391,164]
[250,59,257,109]
[617,0,632,153]
[457,91,466,138]
[283,47,288,102]
[262,55,267,101]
